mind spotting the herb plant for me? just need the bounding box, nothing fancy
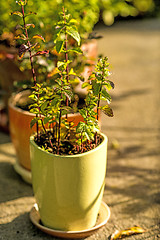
[12,0,114,155]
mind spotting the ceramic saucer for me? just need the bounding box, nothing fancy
[14,160,32,184]
[29,201,110,239]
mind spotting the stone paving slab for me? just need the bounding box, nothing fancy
[0,18,160,239]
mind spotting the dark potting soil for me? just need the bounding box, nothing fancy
[35,131,103,155]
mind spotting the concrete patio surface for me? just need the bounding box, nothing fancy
[0,18,160,239]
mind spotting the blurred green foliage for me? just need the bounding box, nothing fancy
[0,0,99,39]
[0,0,159,38]
[101,0,159,25]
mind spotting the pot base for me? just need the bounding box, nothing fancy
[29,201,110,239]
[14,160,32,184]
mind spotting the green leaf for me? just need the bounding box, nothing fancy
[82,82,90,89]
[69,19,78,24]
[43,117,50,125]
[70,48,83,54]
[79,109,87,119]
[10,11,23,17]
[69,68,76,76]
[92,80,101,96]
[66,27,80,46]
[56,40,64,53]
[57,61,65,68]
[40,101,48,112]
[30,108,39,114]
[101,105,113,117]
[30,118,38,129]
[103,80,114,90]
[76,121,85,133]
[102,88,111,103]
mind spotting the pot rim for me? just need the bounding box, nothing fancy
[30,132,108,159]
[8,90,85,118]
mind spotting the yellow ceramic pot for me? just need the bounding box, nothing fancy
[30,133,108,231]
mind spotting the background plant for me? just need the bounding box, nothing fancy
[0,0,159,37]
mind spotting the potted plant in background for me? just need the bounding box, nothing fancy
[27,6,114,238]
[8,0,114,236]
[8,0,100,183]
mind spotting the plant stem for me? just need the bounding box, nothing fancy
[62,7,69,119]
[21,4,39,138]
[81,133,83,153]
[21,5,36,86]
[41,119,54,149]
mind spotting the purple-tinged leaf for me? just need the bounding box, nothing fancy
[32,34,45,42]
[10,11,23,17]
[18,44,28,58]
[109,80,115,89]
[31,50,49,58]
[25,23,35,29]
[14,34,27,41]
[15,24,23,30]
[25,12,37,17]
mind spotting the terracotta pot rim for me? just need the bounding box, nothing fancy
[8,90,85,118]
[30,132,108,159]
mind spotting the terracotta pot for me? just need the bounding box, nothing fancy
[30,133,108,231]
[8,90,85,172]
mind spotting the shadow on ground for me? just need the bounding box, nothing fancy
[0,161,33,203]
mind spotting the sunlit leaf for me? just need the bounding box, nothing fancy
[102,88,111,103]
[70,48,83,54]
[66,26,80,46]
[82,82,90,89]
[16,0,27,6]
[101,105,113,117]
[92,80,101,96]
[69,19,78,24]
[76,121,86,133]
[110,226,146,240]
[69,68,76,76]
[32,34,45,42]
[57,61,65,68]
